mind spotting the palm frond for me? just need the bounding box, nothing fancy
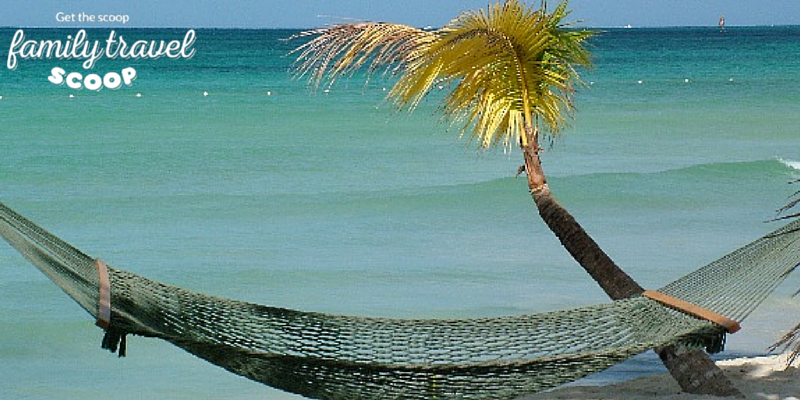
[291,0,593,150]
[291,22,435,88]
[777,180,800,214]
[389,0,593,148]
[769,178,800,366]
[771,179,800,221]
[769,321,800,366]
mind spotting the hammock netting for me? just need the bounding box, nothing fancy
[1,200,799,400]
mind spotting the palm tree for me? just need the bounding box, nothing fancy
[292,0,739,395]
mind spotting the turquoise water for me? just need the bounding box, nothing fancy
[1,26,800,398]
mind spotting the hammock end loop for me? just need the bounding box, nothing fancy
[100,327,128,357]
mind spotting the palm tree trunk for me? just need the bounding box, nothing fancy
[522,145,742,396]
[530,183,643,299]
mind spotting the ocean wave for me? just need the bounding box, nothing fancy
[538,159,795,206]
[667,158,791,177]
[308,159,797,211]
[555,158,794,181]
[778,158,800,171]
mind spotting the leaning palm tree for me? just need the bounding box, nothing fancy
[292,0,739,395]
[294,0,640,297]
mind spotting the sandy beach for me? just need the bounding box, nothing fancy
[520,354,799,400]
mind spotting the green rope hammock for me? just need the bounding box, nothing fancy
[1,200,798,400]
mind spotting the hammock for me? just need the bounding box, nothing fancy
[1,200,799,400]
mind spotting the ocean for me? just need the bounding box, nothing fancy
[1,26,800,399]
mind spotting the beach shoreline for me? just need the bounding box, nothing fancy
[519,354,799,400]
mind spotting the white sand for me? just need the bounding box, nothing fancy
[518,354,800,400]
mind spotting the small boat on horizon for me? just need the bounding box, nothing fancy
[719,15,725,31]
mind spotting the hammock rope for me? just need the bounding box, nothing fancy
[641,290,741,333]
[1,200,799,400]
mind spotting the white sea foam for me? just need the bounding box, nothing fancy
[778,158,800,170]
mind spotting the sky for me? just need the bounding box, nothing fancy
[1,0,799,29]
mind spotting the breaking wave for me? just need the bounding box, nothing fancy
[778,158,800,171]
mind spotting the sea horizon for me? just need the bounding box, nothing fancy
[3,23,800,29]
[2,25,800,399]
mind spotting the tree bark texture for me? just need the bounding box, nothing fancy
[657,344,743,396]
[532,190,643,300]
[523,146,742,397]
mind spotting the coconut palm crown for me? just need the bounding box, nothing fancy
[293,0,592,151]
